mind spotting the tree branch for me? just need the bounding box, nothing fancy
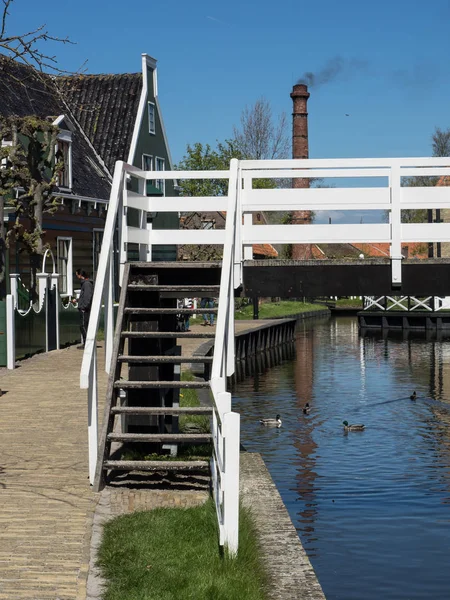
[0,0,79,74]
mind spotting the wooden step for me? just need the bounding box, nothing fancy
[127,285,220,293]
[130,261,221,269]
[111,406,213,415]
[118,355,213,363]
[114,380,210,389]
[104,460,210,471]
[121,331,215,339]
[124,308,218,315]
[107,433,212,443]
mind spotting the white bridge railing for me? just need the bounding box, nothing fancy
[80,156,450,554]
[364,296,450,311]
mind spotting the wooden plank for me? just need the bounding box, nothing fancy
[107,433,212,442]
[114,380,210,389]
[127,285,220,292]
[121,331,215,339]
[118,355,213,363]
[111,406,213,415]
[124,308,218,314]
[104,460,209,470]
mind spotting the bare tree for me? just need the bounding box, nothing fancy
[0,0,75,73]
[233,98,290,160]
[432,127,450,158]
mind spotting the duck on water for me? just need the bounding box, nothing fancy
[260,415,282,427]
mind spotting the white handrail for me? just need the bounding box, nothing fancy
[80,161,126,389]
[80,160,125,486]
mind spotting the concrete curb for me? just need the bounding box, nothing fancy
[240,452,326,600]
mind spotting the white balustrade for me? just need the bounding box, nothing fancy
[79,155,450,553]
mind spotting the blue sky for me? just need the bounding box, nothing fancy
[5,0,450,222]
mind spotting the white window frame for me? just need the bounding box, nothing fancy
[1,139,12,168]
[156,156,165,194]
[93,228,104,278]
[57,236,73,296]
[142,154,153,171]
[56,130,73,190]
[148,102,156,135]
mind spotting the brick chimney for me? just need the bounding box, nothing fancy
[291,83,312,259]
[291,83,310,162]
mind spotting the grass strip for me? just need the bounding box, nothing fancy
[97,498,269,600]
[235,299,326,320]
[179,370,210,433]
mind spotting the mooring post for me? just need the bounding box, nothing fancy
[253,296,259,320]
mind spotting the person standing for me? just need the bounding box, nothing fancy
[200,297,215,326]
[74,269,94,349]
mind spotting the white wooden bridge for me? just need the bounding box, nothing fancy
[80,156,450,554]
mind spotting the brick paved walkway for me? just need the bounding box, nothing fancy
[0,342,108,600]
[0,320,266,600]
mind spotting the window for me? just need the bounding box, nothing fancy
[56,136,72,189]
[156,157,165,194]
[142,154,153,171]
[142,155,156,195]
[57,237,73,295]
[93,229,104,278]
[148,102,156,134]
[1,139,12,168]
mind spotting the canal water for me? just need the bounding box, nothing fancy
[231,316,450,600]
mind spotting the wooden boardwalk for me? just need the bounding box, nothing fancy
[0,320,268,599]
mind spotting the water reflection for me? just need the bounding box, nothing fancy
[231,316,450,600]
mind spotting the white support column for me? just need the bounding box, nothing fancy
[119,181,128,285]
[242,175,253,261]
[390,165,402,287]
[146,219,153,262]
[6,294,15,370]
[222,411,240,556]
[9,274,19,309]
[226,268,235,378]
[234,168,243,288]
[138,177,148,261]
[88,344,98,486]
[104,254,114,373]
[50,273,60,350]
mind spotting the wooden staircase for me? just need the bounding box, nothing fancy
[94,262,222,491]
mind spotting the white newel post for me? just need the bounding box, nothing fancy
[6,294,15,369]
[50,273,60,350]
[37,273,49,351]
[9,274,19,309]
[88,344,99,485]
[223,410,240,556]
[390,165,402,287]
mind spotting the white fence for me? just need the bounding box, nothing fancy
[79,156,450,555]
[364,296,450,311]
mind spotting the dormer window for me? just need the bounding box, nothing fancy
[148,102,156,134]
[52,116,73,190]
[56,131,72,189]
